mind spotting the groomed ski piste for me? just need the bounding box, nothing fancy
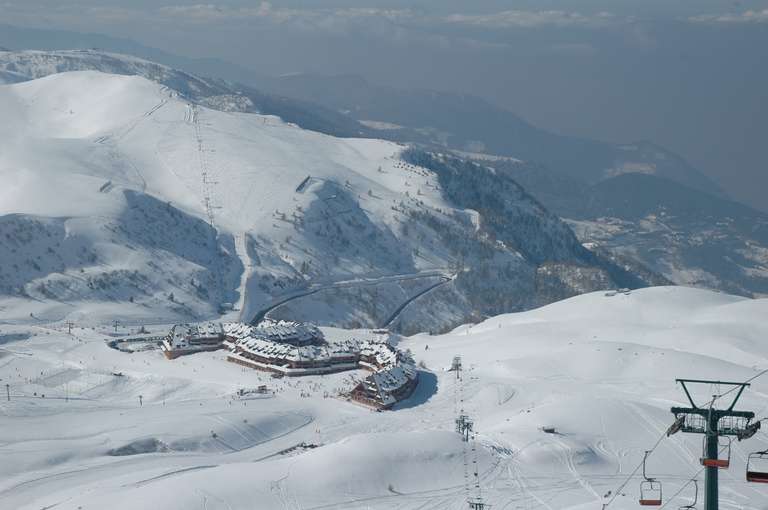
[2,286,768,509]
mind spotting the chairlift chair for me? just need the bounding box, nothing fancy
[678,480,698,510]
[640,478,661,506]
[746,450,768,483]
[640,480,663,506]
[639,451,663,506]
[700,436,731,469]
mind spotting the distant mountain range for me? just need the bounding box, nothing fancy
[257,73,724,197]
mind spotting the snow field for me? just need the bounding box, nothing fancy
[1,286,767,508]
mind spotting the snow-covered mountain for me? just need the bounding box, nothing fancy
[0,64,652,332]
[2,287,767,509]
[0,49,372,138]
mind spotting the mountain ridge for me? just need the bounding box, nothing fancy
[258,72,724,197]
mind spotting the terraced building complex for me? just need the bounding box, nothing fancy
[164,319,419,409]
[225,321,419,409]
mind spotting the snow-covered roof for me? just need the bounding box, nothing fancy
[371,363,417,394]
[223,322,254,339]
[353,360,418,407]
[251,319,324,344]
[168,322,223,342]
[231,333,356,363]
[359,341,399,369]
[226,320,324,345]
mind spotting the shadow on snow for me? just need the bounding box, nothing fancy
[392,370,437,411]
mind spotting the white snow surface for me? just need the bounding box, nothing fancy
[0,71,461,325]
[0,69,417,224]
[2,286,768,509]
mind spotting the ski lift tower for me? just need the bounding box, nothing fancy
[451,356,463,379]
[456,414,474,442]
[468,497,488,509]
[669,379,760,510]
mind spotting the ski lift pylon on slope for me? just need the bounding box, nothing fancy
[747,450,768,483]
[700,436,730,469]
[678,479,698,510]
[639,450,663,506]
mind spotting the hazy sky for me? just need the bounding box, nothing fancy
[3,1,767,210]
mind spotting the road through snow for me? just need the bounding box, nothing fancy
[249,269,453,325]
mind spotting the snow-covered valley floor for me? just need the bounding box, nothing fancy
[2,286,768,509]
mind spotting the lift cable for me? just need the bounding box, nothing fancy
[710,367,768,405]
[658,456,736,510]
[602,370,765,510]
[657,466,705,510]
[602,428,669,508]
[657,440,730,510]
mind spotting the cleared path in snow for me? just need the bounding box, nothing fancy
[380,273,454,328]
[249,269,453,325]
[232,232,254,322]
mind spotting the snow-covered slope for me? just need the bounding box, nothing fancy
[0,70,645,331]
[0,49,371,137]
[0,72,244,323]
[1,287,767,509]
[0,49,234,101]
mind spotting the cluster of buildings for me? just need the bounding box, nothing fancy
[161,322,224,359]
[224,321,359,376]
[161,319,418,410]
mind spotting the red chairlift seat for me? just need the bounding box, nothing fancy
[747,450,768,483]
[700,436,731,469]
[747,471,768,483]
[701,458,729,468]
[639,450,663,506]
[639,480,663,506]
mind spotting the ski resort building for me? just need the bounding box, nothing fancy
[226,335,361,376]
[348,340,419,410]
[248,319,324,346]
[224,320,360,376]
[162,319,418,409]
[349,363,419,410]
[226,321,418,409]
[161,322,225,359]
